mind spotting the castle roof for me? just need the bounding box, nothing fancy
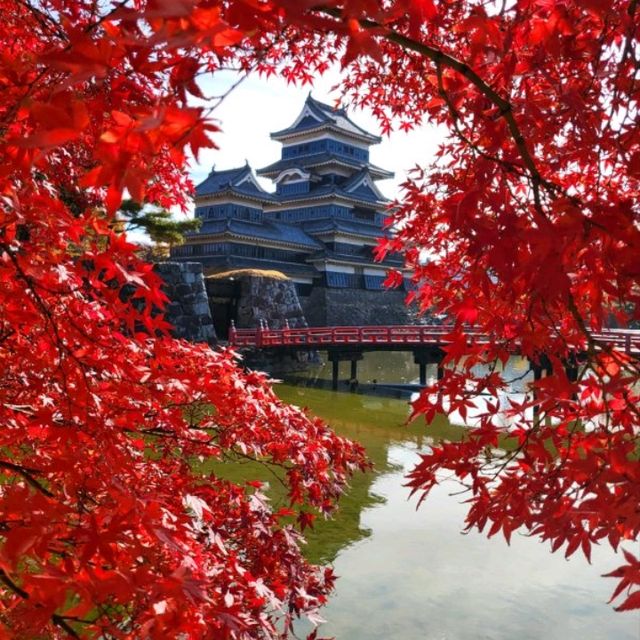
[256,152,393,181]
[192,218,322,250]
[269,183,389,208]
[341,168,388,201]
[270,94,381,144]
[306,248,403,267]
[301,217,390,239]
[203,256,318,279]
[195,164,274,202]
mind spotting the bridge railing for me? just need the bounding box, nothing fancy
[590,329,640,355]
[227,322,640,354]
[228,324,485,348]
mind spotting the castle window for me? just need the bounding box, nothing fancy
[334,243,364,256]
[364,275,385,290]
[326,272,348,288]
[354,207,375,222]
[326,272,360,288]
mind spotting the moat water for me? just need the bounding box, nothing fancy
[240,353,640,639]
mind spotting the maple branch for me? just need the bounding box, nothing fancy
[0,0,129,131]
[0,569,82,638]
[1,245,80,414]
[0,460,54,498]
[221,448,292,493]
[0,569,29,600]
[433,62,526,179]
[84,0,129,34]
[316,7,551,223]
[51,614,81,639]
[16,0,68,41]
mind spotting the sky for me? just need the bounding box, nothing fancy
[191,66,444,203]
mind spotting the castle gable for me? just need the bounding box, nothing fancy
[341,170,388,202]
[271,94,381,144]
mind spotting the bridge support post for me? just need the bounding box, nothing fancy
[530,355,552,426]
[532,365,542,426]
[563,353,582,383]
[328,349,363,392]
[414,347,445,386]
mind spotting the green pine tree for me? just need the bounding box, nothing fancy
[119,200,201,246]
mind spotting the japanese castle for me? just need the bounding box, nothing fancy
[171,95,407,323]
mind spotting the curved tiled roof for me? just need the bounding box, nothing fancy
[195,165,273,201]
[256,152,393,180]
[306,248,403,266]
[301,217,391,239]
[191,218,322,250]
[200,256,318,278]
[271,95,381,144]
[341,168,388,201]
[271,184,388,207]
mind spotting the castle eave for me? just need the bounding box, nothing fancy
[257,155,393,181]
[265,191,388,209]
[270,124,381,145]
[195,187,274,205]
[185,228,320,251]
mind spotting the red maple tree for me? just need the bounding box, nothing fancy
[3,0,640,637]
[324,0,640,615]
[0,2,371,638]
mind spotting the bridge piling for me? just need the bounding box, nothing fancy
[332,359,339,391]
[328,349,363,392]
[530,356,552,425]
[414,347,446,386]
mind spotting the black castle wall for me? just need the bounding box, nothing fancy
[300,287,416,327]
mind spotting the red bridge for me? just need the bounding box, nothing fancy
[228,323,640,390]
[229,323,640,352]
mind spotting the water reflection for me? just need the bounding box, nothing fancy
[274,352,640,640]
[278,384,457,564]
[293,440,640,640]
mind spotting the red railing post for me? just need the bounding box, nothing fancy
[228,320,237,346]
[283,319,290,345]
[256,319,264,348]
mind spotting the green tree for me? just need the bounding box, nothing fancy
[119,199,201,246]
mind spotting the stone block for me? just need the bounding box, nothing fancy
[193,301,210,316]
[164,301,183,316]
[155,262,181,277]
[175,283,192,297]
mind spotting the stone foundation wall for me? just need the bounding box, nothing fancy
[155,262,216,344]
[300,287,419,326]
[206,274,307,329]
[205,272,311,370]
